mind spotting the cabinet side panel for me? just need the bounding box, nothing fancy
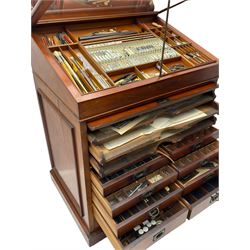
[42,96,82,211]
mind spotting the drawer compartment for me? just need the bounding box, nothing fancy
[172,141,219,178]
[91,153,170,196]
[92,183,182,237]
[90,144,159,177]
[182,176,219,219]
[89,103,218,164]
[87,83,218,132]
[159,127,219,160]
[177,160,219,195]
[92,165,178,217]
[93,200,188,250]
[88,91,215,146]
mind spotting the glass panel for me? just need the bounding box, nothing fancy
[32,0,155,13]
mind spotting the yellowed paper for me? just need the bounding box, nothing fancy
[104,109,207,150]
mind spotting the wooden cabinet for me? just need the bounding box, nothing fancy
[31,1,219,249]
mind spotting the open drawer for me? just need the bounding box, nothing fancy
[91,165,177,217]
[93,200,188,250]
[92,183,182,237]
[90,153,170,196]
[90,144,159,177]
[177,160,219,195]
[89,103,218,165]
[87,92,216,146]
[181,176,219,219]
[159,127,219,161]
[88,91,216,146]
[171,141,219,178]
[87,82,217,132]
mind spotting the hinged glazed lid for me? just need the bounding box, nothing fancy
[32,0,155,26]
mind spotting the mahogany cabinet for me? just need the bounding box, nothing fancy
[31,1,219,249]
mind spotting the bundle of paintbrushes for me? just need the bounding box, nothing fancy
[53,51,111,94]
[43,32,73,46]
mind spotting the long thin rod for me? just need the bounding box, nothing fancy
[157,0,189,15]
[159,0,171,77]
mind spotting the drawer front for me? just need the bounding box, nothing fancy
[92,183,183,237]
[93,200,188,250]
[91,154,170,196]
[167,117,216,144]
[182,176,219,219]
[178,160,219,195]
[172,140,219,178]
[92,165,178,217]
[90,144,159,177]
[160,127,219,160]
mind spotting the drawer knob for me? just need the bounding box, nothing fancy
[210,192,219,204]
[149,207,160,219]
[153,229,165,242]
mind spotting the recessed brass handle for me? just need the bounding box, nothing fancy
[153,229,165,242]
[149,207,160,219]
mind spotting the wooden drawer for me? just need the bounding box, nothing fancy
[89,103,218,165]
[166,117,216,144]
[91,165,178,217]
[90,153,170,196]
[172,141,219,178]
[89,116,217,173]
[159,127,219,160]
[93,200,188,250]
[88,91,216,146]
[181,176,219,219]
[90,144,159,177]
[177,160,219,195]
[92,183,183,237]
[87,83,217,132]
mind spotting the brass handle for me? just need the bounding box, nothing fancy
[210,192,219,204]
[149,207,160,219]
[153,229,165,242]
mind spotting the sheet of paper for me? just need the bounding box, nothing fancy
[104,126,155,150]
[104,109,207,150]
[151,109,207,130]
[111,114,151,135]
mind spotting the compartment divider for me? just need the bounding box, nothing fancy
[77,44,115,86]
[58,47,91,93]
[67,46,103,91]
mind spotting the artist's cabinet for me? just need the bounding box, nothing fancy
[31,1,219,249]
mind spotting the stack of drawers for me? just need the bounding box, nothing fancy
[87,83,219,249]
